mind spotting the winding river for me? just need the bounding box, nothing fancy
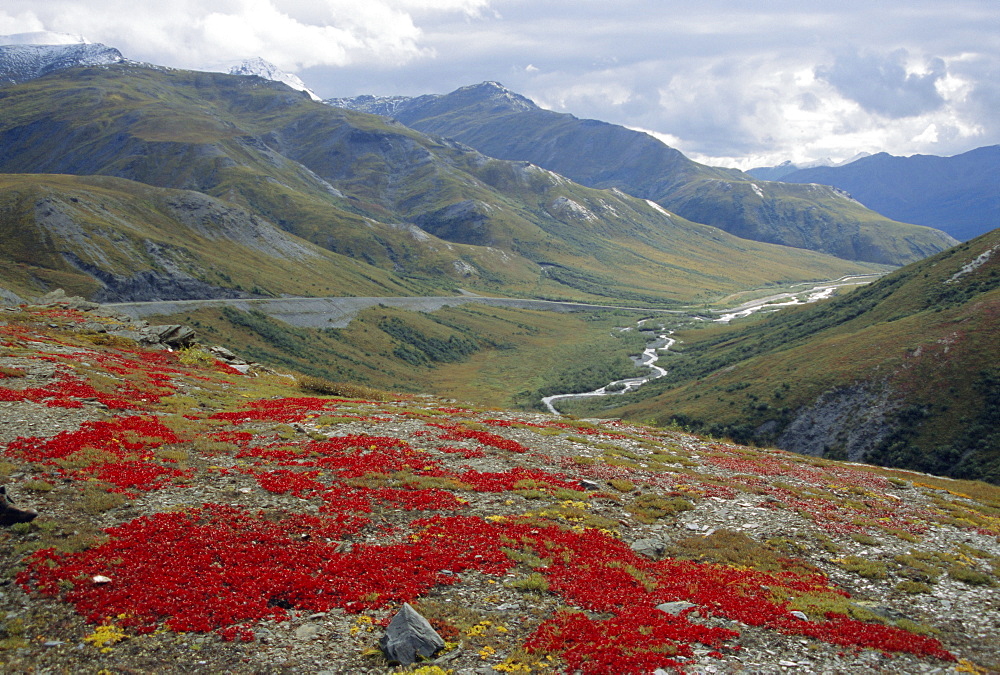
[540,274,880,414]
[541,325,676,414]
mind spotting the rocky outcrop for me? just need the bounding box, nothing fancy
[775,381,902,462]
[59,252,253,304]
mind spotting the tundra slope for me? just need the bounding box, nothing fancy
[595,227,1000,485]
[0,303,997,673]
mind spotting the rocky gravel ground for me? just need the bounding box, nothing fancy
[0,301,998,674]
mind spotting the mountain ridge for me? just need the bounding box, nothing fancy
[0,41,124,86]
[330,81,958,267]
[775,146,1000,241]
[0,64,886,305]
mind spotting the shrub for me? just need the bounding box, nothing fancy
[507,572,550,593]
[947,565,994,586]
[297,376,393,401]
[626,494,693,524]
[895,580,933,594]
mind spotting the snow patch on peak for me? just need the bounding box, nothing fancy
[455,81,536,111]
[0,41,124,85]
[228,57,321,101]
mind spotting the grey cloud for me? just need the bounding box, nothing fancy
[816,49,946,118]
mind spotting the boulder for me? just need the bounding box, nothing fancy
[656,601,696,616]
[142,325,196,348]
[379,603,444,665]
[631,537,668,559]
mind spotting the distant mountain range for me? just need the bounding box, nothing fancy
[0,64,886,305]
[768,147,1000,242]
[331,82,957,266]
[746,153,872,181]
[0,39,996,484]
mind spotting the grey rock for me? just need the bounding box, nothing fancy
[35,289,67,304]
[656,601,696,616]
[579,479,601,491]
[209,345,239,361]
[379,602,444,665]
[775,381,901,462]
[142,325,196,348]
[294,623,319,640]
[631,537,667,559]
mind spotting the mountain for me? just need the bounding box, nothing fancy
[745,160,802,181]
[0,63,883,304]
[228,57,321,101]
[0,34,123,85]
[0,173,433,302]
[776,147,1000,242]
[331,82,958,266]
[746,153,872,181]
[585,227,1000,484]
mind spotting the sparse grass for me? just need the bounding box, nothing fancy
[672,529,819,575]
[298,376,394,402]
[895,580,933,594]
[947,565,995,586]
[20,480,54,493]
[80,485,128,514]
[625,494,693,524]
[608,479,636,493]
[850,532,879,546]
[507,572,550,593]
[177,347,217,367]
[834,556,889,579]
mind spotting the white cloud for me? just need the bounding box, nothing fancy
[2,0,997,165]
[0,10,44,35]
[0,0,485,71]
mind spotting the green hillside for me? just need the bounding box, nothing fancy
[566,229,1000,483]
[0,174,443,301]
[0,65,885,304]
[372,82,958,266]
[149,302,653,410]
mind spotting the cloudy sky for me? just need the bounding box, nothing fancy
[3,0,998,168]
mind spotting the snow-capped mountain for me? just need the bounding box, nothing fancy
[325,93,430,117]
[0,32,123,86]
[228,57,321,101]
[328,81,536,117]
[747,152,872,180]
